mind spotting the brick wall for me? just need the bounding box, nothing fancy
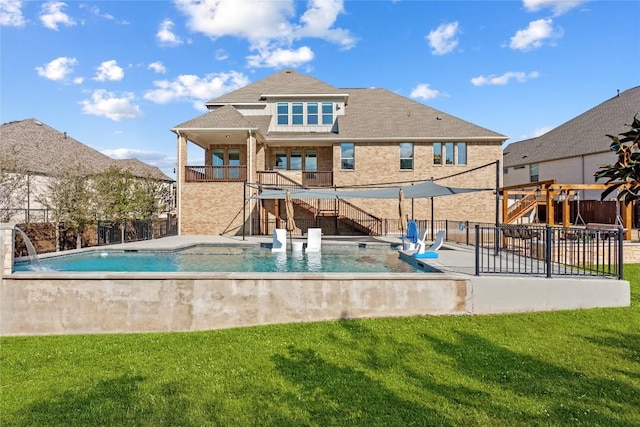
[180,182,249,235]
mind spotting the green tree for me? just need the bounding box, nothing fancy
[38,165,95,249]
[93,166,170,240]
[595,114,640,203]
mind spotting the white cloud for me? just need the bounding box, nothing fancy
[80,4,114,21]
[39,1,76,30]
[157,18,183,46]
[530,126,553,137]
[94,60,124,82]
[247,44,314,68]
[426,21,459,55]
[0,0,25,26]
[174,0,355,68]
[510,18,560,51]
[143,71,250,109]
[102,148,165,162]
[410,83,441,100]
[35,56,78,82]
[80,89,142,121]
[148,61,167,74]
[215,49,229,61]
[523,0,587,16]
[471,71,540,86]
[296,0,356,49]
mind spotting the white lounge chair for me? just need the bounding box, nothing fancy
[306,228,322,252]
[412,230,445,259]
[272,228,287,252]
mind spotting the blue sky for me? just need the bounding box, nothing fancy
[1,0,639,179]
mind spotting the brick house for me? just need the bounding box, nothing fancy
[172,69,507,236]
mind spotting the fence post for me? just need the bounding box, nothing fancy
[465,221,469,246]
[475,225,480,276]
[618,226,624,280]
[545,225,552,278]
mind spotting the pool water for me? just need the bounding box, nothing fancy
[14,245,429,273]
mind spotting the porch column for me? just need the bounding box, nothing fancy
[177,132,188,235]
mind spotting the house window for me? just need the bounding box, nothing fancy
[307,103,318,125]
[322,102,333,125]
[341,143,354,170]
[503,168,509,175]
[457,143,467,165]
[445,142,454,165]
[228,148,240,179]
[530,164,539,182]
[290,150,302,170]
[292,102,303,125]
[212,148,225,179]
[400,142,413,170]
[275,150,287,169]
[433,142,442,165]
[304,150,317,171]
[277,103,288,125]
[212,148,241,179]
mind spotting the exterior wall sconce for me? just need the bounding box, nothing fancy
[535,187,541,198]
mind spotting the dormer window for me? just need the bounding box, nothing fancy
[274,101,336,127]
[307,103,318,124]
[292,102,303,125]
[322,102,333,125]
[277,103,288,125]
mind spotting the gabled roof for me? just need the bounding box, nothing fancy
[1,118,172,181]
[503,86,640,168]
[180,70,507,142]
[174,105,265,130]
[334,88,504,140]
[208,69,343,104]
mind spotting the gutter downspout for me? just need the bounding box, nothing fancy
[176,130,183,235]
[248,130,253,237]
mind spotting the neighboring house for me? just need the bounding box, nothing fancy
[172,69,507,236]
[0,118,174,222]
[503,86,640,201]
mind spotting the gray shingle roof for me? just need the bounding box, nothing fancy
[208,69,342,104]
[503,86,640,168]
[336,88,505,139]
[1,118,172,181]
[177,69,506,142]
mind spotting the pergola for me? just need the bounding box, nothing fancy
[500,180,633,240]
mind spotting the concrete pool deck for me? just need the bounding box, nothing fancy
[0,230,631,336]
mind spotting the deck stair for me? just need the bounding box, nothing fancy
[257,171,382,235]
[506,191,542,223]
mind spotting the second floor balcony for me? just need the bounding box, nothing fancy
[185,165,247,182]
[185,165,333,187]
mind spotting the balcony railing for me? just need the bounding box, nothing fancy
[258,170,333,187]
[185,166,247,182]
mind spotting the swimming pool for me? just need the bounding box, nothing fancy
[14,244,430,273]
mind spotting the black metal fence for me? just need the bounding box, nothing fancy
[97,217,178,245]
[474,224,623,279]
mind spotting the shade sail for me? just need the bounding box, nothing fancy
[252,180,489,200]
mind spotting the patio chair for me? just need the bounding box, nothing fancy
[400,220,419,250]
[272,228,287,252]
[306,228,322,252]
[412,230,445,259]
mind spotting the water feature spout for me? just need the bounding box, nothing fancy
[14,226,40,266]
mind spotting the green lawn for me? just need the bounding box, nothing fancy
[2,269,639,427]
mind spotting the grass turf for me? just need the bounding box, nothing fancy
[1,268,639,426]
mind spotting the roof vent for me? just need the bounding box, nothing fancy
[33,120,43,126]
